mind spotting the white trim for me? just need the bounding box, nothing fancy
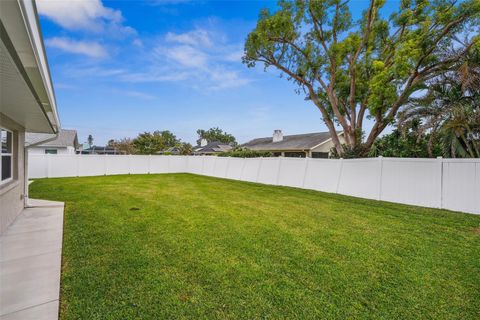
[0,128,14,185]
[308,131,344,151]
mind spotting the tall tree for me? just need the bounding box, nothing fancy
[196,127,237,146]
[244,0,480,156]
[133,131,180,155]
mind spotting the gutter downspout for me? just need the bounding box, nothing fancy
[23,132,59,207]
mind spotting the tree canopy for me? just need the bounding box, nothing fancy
[244,0,480,156]
[196,127,237,146]
[133,130,180,154]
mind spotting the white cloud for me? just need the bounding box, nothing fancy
[45,37,108,58]
[165,29,212,47]
[160,45,208,68]
[123,90,157,100]
[36,0,134,34]
[147,27,251,90]
[120,71,189,83]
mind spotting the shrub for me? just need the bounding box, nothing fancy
[218,148,272,158]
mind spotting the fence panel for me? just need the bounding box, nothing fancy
[337,159,380,200]
[202,157,216,176]
[47,155,78,177]
[303,158,342,193]
[78,155,106,176]
[105,156,130,175]
[442,160,480,214]
[187,156,204,174]
[225,158,245,180]
[168,156,187,173]
[257,158,281,185]
[129,155,150,174]
[213,157,229,178]
[28,155,49,178]
[277,158,307,188]
[240,158,261,182]
[149,156,170,173]
[381,158,441,208]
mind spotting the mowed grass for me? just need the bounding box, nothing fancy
[30,173,480,320]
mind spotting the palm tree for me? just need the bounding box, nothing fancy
[398,51,480,158]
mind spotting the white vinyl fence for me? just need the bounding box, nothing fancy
[28,154,480,215]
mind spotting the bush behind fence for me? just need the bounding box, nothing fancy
[28,155,480,215]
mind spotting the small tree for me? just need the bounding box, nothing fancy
[196,127,237,146]
[244,0,480,156]
[178,143,193,155]
[87,134,94,148]
[108,138,137,155]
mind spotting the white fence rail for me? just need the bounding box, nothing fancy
[28,155,480,215]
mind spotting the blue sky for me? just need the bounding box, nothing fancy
[37,0,384,145]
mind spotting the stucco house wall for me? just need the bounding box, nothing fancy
[0,114,25,235]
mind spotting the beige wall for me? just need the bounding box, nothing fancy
[311,134,346,155]
[0,114,25,235]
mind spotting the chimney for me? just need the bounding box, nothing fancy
[273,129,283,142]
[200,138,208,147]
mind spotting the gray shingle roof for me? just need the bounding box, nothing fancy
[25,129,79,148]
[242,132,336,151]
[194,141,233,154]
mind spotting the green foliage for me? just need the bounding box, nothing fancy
[244,0,480,155]
[30,174,480,319]
[217,147,272,158]
[196,127,237,146]
[107,137,137,155]
[398,50,480,158]
[133,130,180,155]
[369,122,442,158]
[87,134,93,147]
[178,142,193,156]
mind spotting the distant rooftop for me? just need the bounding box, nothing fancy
[26,129,78,148]
[243,131,337,151]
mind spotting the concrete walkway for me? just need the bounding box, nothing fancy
[0,199,64,320]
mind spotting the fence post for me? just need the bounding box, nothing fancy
[104,155,107,175]
[148,155,151,174]
[256,157,263,182]
[225,156,231,178]
[377,156,383,201]
[47,154,51,178]
[302,157,309,188]
[240,157,247,181]
[437,156,443,209]
[275,157,282,185]
[76,155,80,177]
[335,158,344,193]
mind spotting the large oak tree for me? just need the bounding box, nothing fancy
[244,0,480,156]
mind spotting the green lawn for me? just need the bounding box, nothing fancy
[30,174,480,319]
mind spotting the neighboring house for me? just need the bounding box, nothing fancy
[26,129,79,154]
[81,146,125,155]
[193,139,234,155]
[157,146,181,155]
[0,0,61,234]
[243,130,345,158]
